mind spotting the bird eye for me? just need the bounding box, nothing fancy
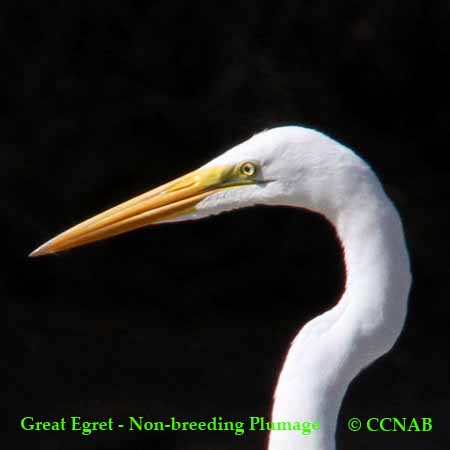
[239,161,258,177]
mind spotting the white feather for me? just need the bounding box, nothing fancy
[171,126,411,450]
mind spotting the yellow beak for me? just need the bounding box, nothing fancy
[30,164,249,257]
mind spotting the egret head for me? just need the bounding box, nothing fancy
[178,126,370,223]
[30,126,369,257]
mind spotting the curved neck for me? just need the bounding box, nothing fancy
[268,180,411,450]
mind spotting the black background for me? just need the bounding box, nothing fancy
[4,2,450,449]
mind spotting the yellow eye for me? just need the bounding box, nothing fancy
[240,161,257,177]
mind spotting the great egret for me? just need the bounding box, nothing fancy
[30,126,411,450]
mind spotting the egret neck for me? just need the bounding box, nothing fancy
[269,168,411,450]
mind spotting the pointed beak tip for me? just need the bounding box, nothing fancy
[28,248,41,258]
[28,244,50,258]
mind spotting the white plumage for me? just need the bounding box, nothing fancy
[31,126,412,450]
